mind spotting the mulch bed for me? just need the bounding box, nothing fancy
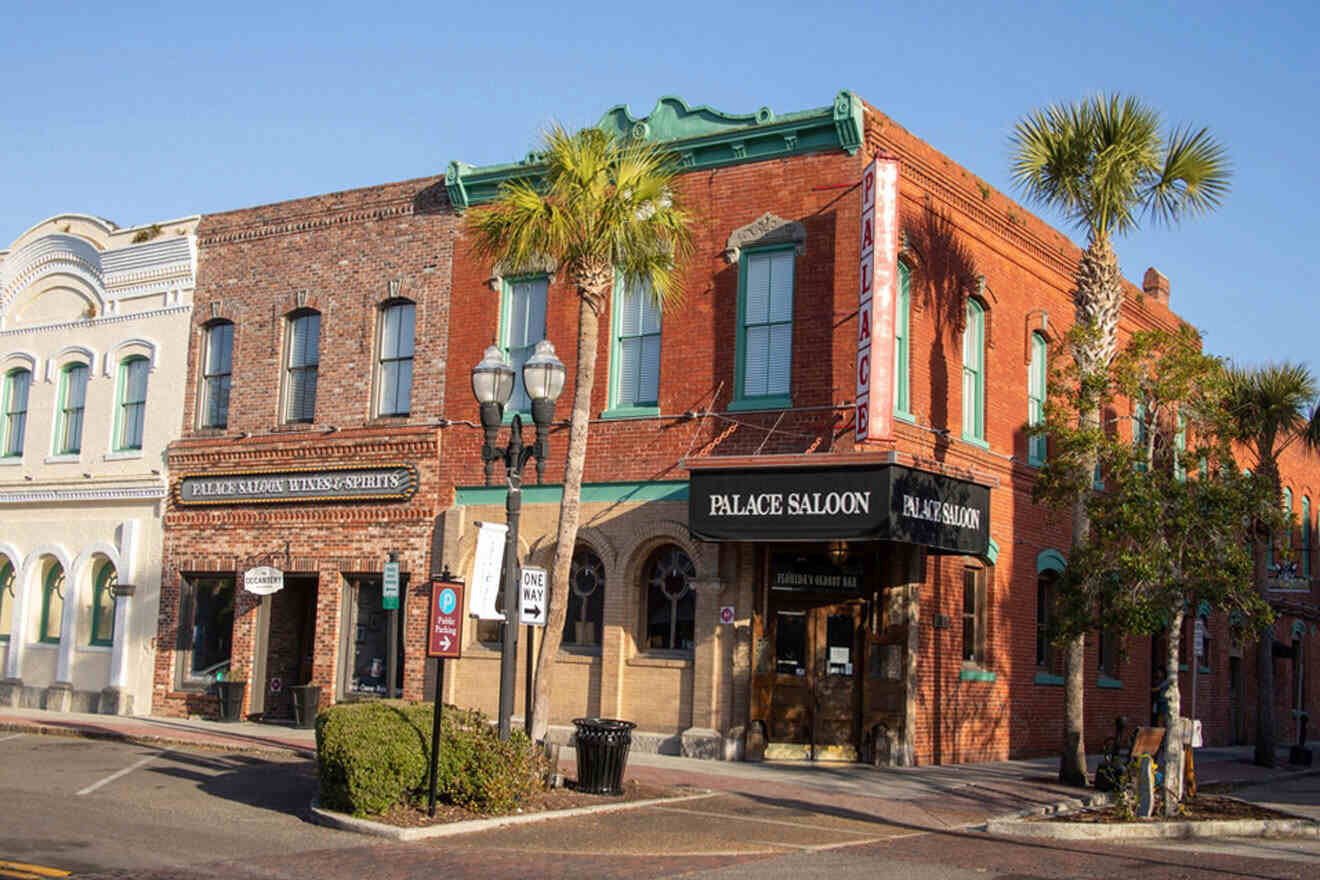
[1036,794,1298,824]
[369,779,688,828]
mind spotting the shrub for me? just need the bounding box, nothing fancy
[315,700,546,817]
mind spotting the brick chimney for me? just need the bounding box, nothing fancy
[1142,267,1170,306]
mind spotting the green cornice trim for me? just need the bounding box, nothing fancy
[445,90,865,210]
[959,668,997,683]
[454,480,689,507]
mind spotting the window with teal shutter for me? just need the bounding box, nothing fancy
[733,247,794,410]
[57,363,89,454]
[500,277,548,414]
[2,368,30,457]
[608,277,662,414]
[116,356,149,451]
[1027,332,1047,465]
[894,262,911,419]
[961,299,985,444]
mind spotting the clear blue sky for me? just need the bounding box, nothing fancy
[4,0,1314,369]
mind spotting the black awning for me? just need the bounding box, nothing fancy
[688,463,989,556]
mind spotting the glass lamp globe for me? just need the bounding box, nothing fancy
[471,345,515,406]
[522,340,566,404]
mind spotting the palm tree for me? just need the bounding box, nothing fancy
[1010,94,1230,785]
[470,125,694,742]
[1225,362,1320,767]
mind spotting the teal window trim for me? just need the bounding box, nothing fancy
[959,667,997,683]
[1303,496,1311,578]
[1027,331,1047,466]
[0,560,12,642]
[960,298,985,443]
[2,368,31,458]
[1173,413,1187,481]
[1097,674,1123,689]
[54,363,88,455]
[113,356,149,452]
[894,262,912,420]
[498,274,549,422]
[1198,664,1212,675]
[90,563,115,647]
[961,435,990,451]
[39,564,63,645]
[1034,671,1064,686]
[605,274,662,417]
[734,244,795,410]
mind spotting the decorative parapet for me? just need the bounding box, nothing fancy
[445,90,865,210]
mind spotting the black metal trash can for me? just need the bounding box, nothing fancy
[214,680,247,723]
[572,717,636,795]
[291,685,322,729]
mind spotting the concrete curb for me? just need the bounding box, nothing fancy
[308,790,718,842]
[986,812,1320,840]
[0,719,316,759]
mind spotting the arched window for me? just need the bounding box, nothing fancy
[563,547,605,647]
[961,298,985,443]
[894,262,911,418]
[115,356,149,451]
[200,321,234,429]
[57,363,89,454]
[0,559,14,641]
[3,368,31,457]
[1036,571,1057,670]
[377,300,415,416]
[642,545,695,652]
[40,562,64,644]
[91,561,116,646]
[1027,331,1047,465]
[283,309,320,423]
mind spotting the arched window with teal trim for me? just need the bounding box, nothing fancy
[3,368,31,457]
[115,355,150,451]
[1304,496,1312,579]
[39,562,64,644]
[56,362,89,455]
[0,559,14,641]
[961,298,985,444]
[1027,332,1047,465]
[894,261,912,420]
[90,561,116,646]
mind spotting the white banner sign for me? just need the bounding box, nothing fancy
[855,155,900,443]
[519,566,547,626]
[468,521,508,620]
[244,566,284,596]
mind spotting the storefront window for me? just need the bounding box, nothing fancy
[643,545,695,652]
[775,611,806,675]
[0,560,13,641]
[181,575,235,684]
[40,563,64,644]
[90,561,116,646]
[344,577,405,697]
[564,547,605,648]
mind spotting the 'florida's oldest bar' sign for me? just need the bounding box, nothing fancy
[176,464,418,506]
[689,464,990,555]
[855,155,900,443]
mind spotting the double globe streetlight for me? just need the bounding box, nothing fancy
[470,339,566,740]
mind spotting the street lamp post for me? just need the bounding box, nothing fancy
[471,340,565,740]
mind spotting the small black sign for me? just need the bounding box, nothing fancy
[771,554,862,593]
[177,464,418,506]
[688,463,989,555]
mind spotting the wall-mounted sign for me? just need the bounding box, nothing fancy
[689,463,989,556]
[383,561,400,611]
[428,579,465,659]
[855,155,900,444]
[719,606,735,625]
[771,554,862,593]
[244,566,285,595]
[176,464,418,506]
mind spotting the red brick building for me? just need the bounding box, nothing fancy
[152,177,454,719]
[150,90,1316,765]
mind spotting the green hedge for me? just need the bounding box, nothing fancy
[315,701,547,817]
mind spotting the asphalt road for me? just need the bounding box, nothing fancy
[0,734,1316,880]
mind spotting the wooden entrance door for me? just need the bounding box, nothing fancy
[765,601,863,760]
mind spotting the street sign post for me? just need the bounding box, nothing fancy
[383,561,400,610]
[427,576,464,817]
[519,565,548,626]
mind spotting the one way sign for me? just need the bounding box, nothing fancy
[520,566,547,626]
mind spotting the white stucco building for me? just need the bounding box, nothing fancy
[0,213,197,714]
